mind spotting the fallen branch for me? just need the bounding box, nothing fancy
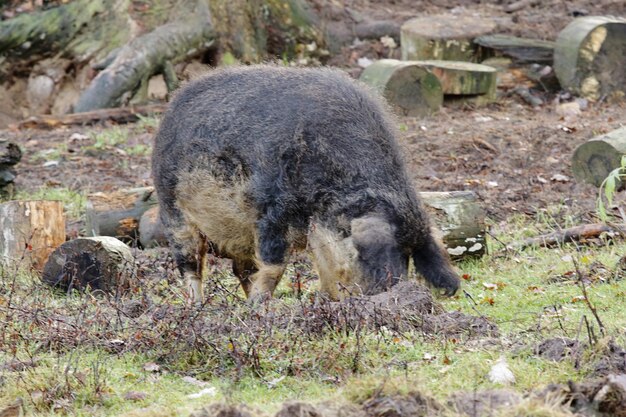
[505,223,625,251]
[17,104,167,129]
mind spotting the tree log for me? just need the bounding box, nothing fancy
[419,191,487,259]
[0,200,65,271]
[0,0,106,59]
[554,16,626,101]
[138,206,167,249]
[85,187,158,243]
[474,35,555,65]
[17,104,167,129]
[572,126,626,187]
[401,15,496,62]
[42,236,136,294]
[416,61,497,96]
[74,5,215,112]
[359,59,443,117]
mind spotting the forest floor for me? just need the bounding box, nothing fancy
[1,1,626,417]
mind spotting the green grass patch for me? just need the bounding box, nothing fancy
[0,213,624,416]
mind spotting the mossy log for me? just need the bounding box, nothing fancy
[419,191,487,259]
[42,236,136,294]
[572,126,626,187]
[416,60,497,96]
[74,8,215,112]
[0,200,65,271]
[0,0,106,59]
[359,59,443,117]
[554,16,626,101]
[85,187,158,243]
[474,35,555,65]
[401,15,496,62]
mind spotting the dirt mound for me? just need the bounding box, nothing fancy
[592,341,626,377]
[191,404,259,417]
[267,281,498,338]
[447,389,522,417]
[538,374,626,417]
[535,338,581,362]
[363,391,443,417]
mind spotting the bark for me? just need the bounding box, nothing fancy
[419,191,487,259]
[0,200,66,271]
[85,187,158,244]
[572,126,626,188]
[42,236,136,294]
[554,16,626,101]
[359,59,443,117]
[401,15,496,62]
[417,60,497,96]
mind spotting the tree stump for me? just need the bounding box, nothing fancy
[572,126,626,187]
[0,200,65,271]
[85,187,158,243]
[554,16,626,101]
[401,15,497,62]
[418,61,498,102]
[359,59,443,117]
[474,35,555,65]
[138,206,167,248]
[42,236,136,294]
[419,191,487,259]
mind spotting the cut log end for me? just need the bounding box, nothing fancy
[554,16,626,101]
[359,59,443,117]
[42,236,137,294]
[572,126,626,187]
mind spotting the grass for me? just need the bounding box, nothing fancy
[0,221,624,416]
[14,187,87,219]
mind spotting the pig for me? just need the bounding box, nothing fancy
[151,65,460,302]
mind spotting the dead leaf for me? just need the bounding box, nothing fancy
[483,282,498,290]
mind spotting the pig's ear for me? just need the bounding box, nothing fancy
[412,237,460,296]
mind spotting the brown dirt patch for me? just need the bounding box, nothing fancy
[535,338,582,362]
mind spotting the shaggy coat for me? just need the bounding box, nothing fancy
[152,65,460,301]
